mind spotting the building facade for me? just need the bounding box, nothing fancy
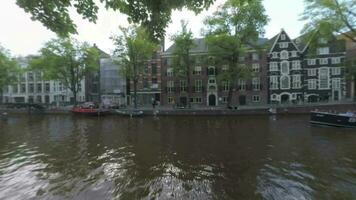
[2,57,86,104]
[161,38,269,107]
[268,30,347,104]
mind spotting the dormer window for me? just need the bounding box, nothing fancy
[279,42,288,48]
[291,51,297,57]
[280,50,289,60]
[281,34,286,40]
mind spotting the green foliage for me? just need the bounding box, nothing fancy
[112,25,157,108]
[16,0,215,40]
[0,46,20,95]
[301,0,356,42]
[203,0,268,105]
[170,20,195,78]
[30,38,99,105]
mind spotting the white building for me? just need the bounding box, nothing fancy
[2,57,86,105]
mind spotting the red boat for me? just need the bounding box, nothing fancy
[71,102,110,116]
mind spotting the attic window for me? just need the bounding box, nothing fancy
[281,34,286,40]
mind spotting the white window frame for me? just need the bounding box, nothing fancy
[307,68,317,76]
[252,77,261,91]
[317,47,329,55]
[280,50,289,60]
[331,67,341,75]
[332,78,341,89]
[291,61,301,70]
[331,57,341,64]
[292,75,302,89]
[193,66,202,75]
[252,53,259,61]
[308,79,317,90]
[252,63,260,72]
[239,79,246,91]
[252,95,260,102]
[291,51,298,57]
[272,52,278,58]
[279,42,289,48]
[167,68,173,77]
[307,59,316,65]
[270,76,279,90]
[280,61,289,74]
[269,62,278,71]
[319,58,328,65]
[319,67,330,89]
[281,34,286,40]
[280,75,290,89]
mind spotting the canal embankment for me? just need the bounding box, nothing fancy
[1,102,355,116]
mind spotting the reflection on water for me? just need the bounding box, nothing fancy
[1,115,356,199]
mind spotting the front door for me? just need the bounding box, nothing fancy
[333,90,340,101]
[180,97,187,106]
[208,94,216,106]
[239,95,246,105]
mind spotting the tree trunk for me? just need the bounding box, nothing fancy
[133,79,138,109]
[0,89,3,104]
[73,89,77,106]
[352,75,356,101]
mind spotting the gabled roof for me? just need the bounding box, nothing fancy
[163,37,269,55]
[268,29,301,53]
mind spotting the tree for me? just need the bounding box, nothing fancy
[30,38,99,105]
[112,26,157,109]
[301,0,356,43]
[170,20,196,107]
[0,46,19,103]
[16,0,215,40]
[203,0,268,107]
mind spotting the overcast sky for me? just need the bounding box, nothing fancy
[0,0,306,56]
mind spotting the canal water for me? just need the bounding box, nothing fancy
[0,115,356,200]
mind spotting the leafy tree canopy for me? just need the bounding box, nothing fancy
[112,25,157,108]
[301,0,356,42]
[29,38,99,105]
[16,0,215,40]
[0,46,20,94]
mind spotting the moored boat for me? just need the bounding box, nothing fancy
[310,111,356,128]
[71,102,109,116]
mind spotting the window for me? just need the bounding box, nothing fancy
[291,61,301,70]
[331,67,341,75]
[36,72,42,81]
[208,67,216,76]
[239,56,245,62]
[291,51,298,57]
[28,73,34,82]
[167,81,174,93]
[195,80,202,92]
[195,97,202,103]
[222,81,230,91]
[78,83,82,92]
[37,83,42,93]
[317,47,329,55]
[270,76,279,89]
[269,62,278,71]
[222,97,228,103]
[252,63,260,72]
[292,75,301,89]
[29,83,34,93]
[143,78,149,89]
[180,80,187,92]
[193,66,202,75]
[12,85,18,93]
[45,83,50,93]
[281,34,286,40]
[279,42,289,48]
[252,95,260,102]
[318,38,327,44]
[280,61,289,74]
[319,68,329,89]
[280,76,290,89]
[320,58,328,65]
[280,50,289,59]
[272,52,278,58]
[332,57,341,64]
[271,94,278,100]
[238,79,246,91]
[252,77,261,91]
[252,53,259,61]
[167,68,173,77]
[222,65,229,73]
[168,97,174,104]
[307,68,317,76]
[307,59,316,65]
[152,78,158,84]
[151,64,157,75]
[308,79,317,89]
[21,84,26,93]
[332,78,341,89]
[208,79,216,84]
